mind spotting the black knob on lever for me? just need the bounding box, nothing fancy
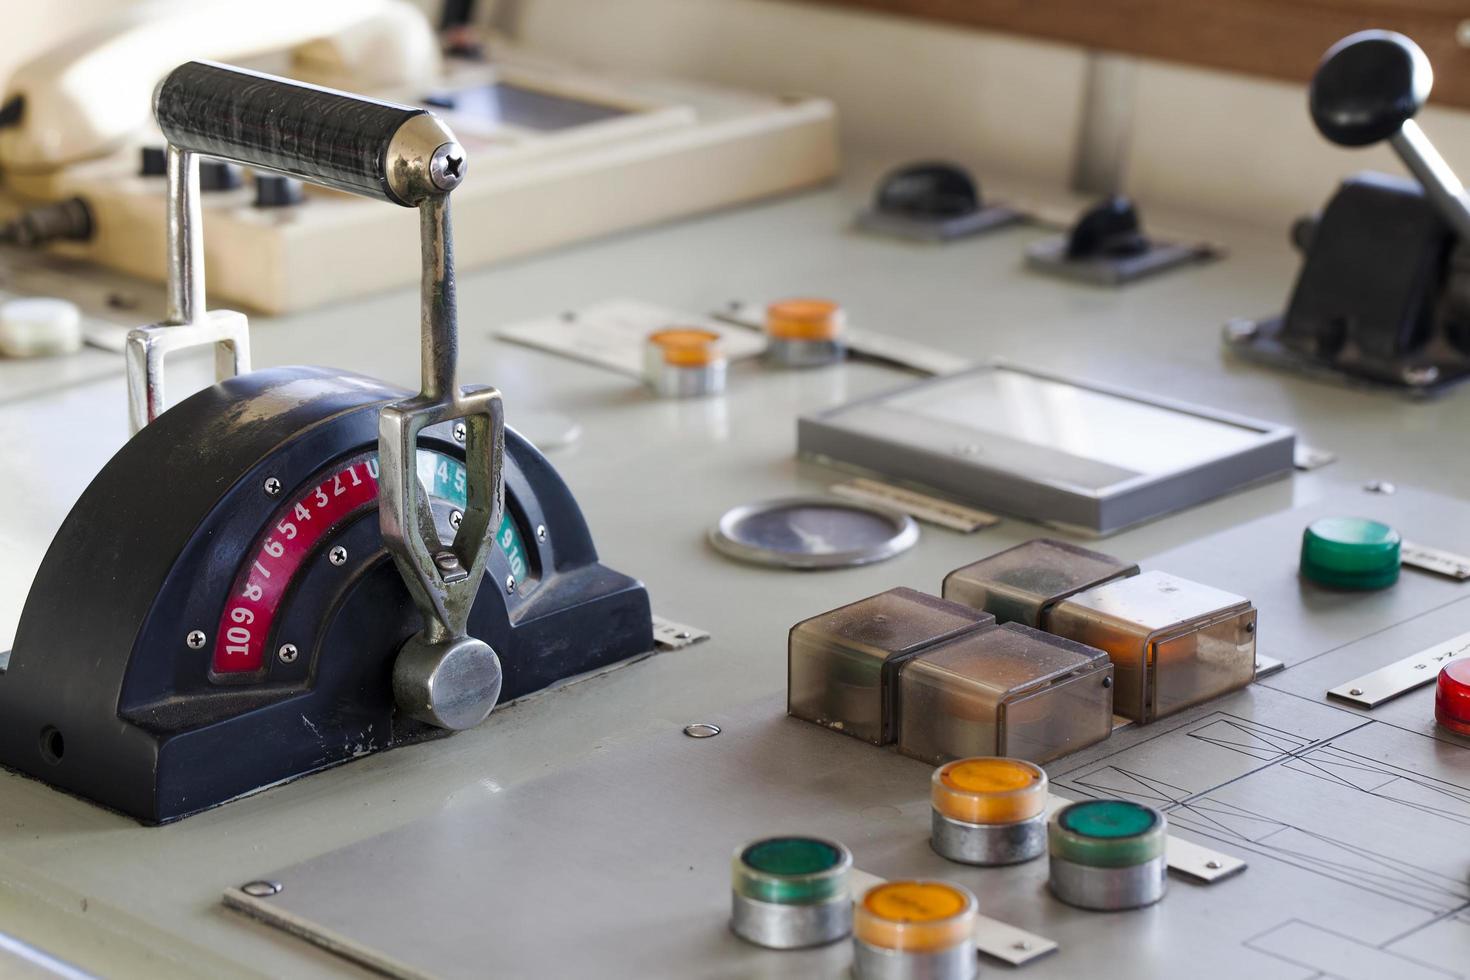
[1309,30,1470,242]
[1310,30,1430,147]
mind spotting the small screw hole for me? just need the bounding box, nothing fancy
[39,726,64,764]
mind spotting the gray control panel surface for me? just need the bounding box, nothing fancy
[0,165,1467,978]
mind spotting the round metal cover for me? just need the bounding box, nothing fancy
[709,496,919,569]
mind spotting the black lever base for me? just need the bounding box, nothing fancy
[1226,172,1470,396]
[1026,195,1218,286]
[0,368,653,824]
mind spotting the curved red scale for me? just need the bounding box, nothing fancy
[1436,659,1470,736]
[213,455,382,675]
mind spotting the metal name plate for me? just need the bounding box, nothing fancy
[849,868,1058,966]
[1254,655,1286,679]
[1292,444,1338,471]
[830,478,1000,532]
[1165,837,1248,883]
[1400,541,1470,581]
[1327,629,1470,708]
[652,616,711,650]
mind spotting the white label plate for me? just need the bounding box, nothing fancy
[497,299,765,377]
[1400,541,1470,581]
[651,616,710,650]
[830,478,1000,532]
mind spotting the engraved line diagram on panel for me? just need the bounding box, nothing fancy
[1058,714,1470,912]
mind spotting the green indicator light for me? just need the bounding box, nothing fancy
[1050,800,1165,867]
[1300,517,1401,591]
[743,838,842,876]
[733,837,850,905]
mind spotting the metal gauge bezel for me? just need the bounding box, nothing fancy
[708,496,919,570]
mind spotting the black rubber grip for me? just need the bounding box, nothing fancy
[155,61,427,206]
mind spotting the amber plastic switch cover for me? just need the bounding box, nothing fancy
[1046,571,1256,722]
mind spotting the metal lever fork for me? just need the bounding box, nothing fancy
[124,143,251,433]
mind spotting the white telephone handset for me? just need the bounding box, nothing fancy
[0,0,440,174]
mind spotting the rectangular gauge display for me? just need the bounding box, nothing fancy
[798,364,1295,535]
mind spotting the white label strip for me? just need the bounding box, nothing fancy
[1165,837,1247,883]
[1292,444,1337,471]
[1401,541,1470,581]
[714,302,973,376]
[830,479,1000,532]
[1327,629,1470,708]
[497,298,765,378]
[651,616,710,650]
[849,869,1057,966]
[1047,794,1245,883]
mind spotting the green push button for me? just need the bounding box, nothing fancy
[1300,517,1401,591]
[1050,800,1166,867]
[733,837,851,905]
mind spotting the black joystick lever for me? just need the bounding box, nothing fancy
[857,161,1025,241]
[1226,30,1470,394]
[1065,196,1149,260]
[1311,30,1470,242]
[1025,195,1214,286]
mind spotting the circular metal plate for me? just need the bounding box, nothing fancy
[709,496,918,569]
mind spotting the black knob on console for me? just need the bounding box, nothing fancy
[875,162,980,220]
[1310,30,1431,147]
[254,173,305,208]
[198,159,244,192]
[139,146,166,177]
[1066,195,1149,259]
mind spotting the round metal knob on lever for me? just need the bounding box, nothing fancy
[393,634,503,731]
[1310,31,1470,243]
[1310,30,1430,147]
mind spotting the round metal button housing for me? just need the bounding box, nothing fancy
[709,496,918,569]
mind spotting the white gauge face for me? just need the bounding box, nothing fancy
[882,367,1268,480]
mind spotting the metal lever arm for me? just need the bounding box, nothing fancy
[149,61,502,730]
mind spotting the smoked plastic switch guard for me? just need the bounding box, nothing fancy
[942,538,1139,627]
[788,588,993,745]
[897,623,1115,765]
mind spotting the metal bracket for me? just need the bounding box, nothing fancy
[379,387,504,644]
[126,310,250,431]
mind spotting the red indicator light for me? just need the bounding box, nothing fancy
[1436,659,1470,737]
